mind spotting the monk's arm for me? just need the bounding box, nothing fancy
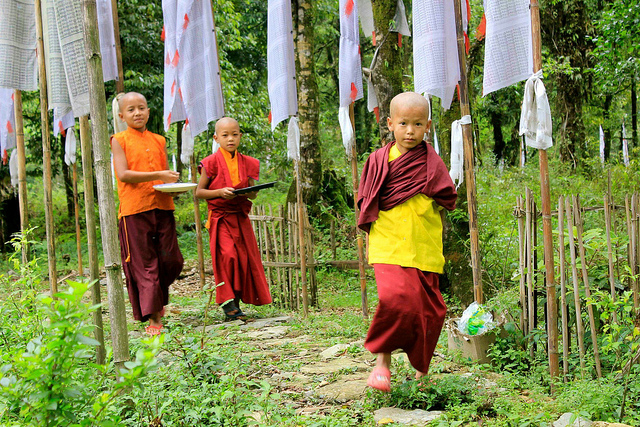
[195,171,236,200]
[111,137,179,184]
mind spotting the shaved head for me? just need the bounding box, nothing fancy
[389,92,430,120]
[118,92,147,110]
[215,117,240,134]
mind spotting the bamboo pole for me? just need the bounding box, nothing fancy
[190,155,206,289]
[604,193,617,323]
[110,0,124,93]
[453,0,482,304]
[270,205,283,300]
[517,196,526,334]
[573,195,602,377]
[35,0,57,294]
[525,190,533,339]
[565,196,586,372]
[558,196,569,379]
[72,162,83,275]
[349,103,369,318]
[530,0,558,383]
[81,0,129,367]
[79,115,105,364]
[13,90,29,265]
[634,194,640,309]
[279,205,286,308]
[294,163,309,316]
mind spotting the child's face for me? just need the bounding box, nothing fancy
[387,104,431,154]
[119,94,149,132]
[214,121,242,154]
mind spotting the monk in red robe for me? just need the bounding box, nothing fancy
[357,92,457,392]
[196,117,272,321]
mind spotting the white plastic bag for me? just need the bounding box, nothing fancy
[457,302,496,336]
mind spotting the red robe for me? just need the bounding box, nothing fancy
[199,150,272,306]
[357,141,457,373]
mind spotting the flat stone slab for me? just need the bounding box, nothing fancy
[242,325,290,339]
[554,413,592,427]
[240,316,292,330]
[315,374,368,402]
[320,344,350,359]
[257,335,310,347]
[374,408,443,426]
[299,357,369,375]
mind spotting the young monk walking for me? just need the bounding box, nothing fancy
[195,117,272,321]
[111,92,184,336]
[357,92,457,392]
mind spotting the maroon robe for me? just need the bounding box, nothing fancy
[199,150,272,306]
[357,141,456,373]
[118,209,184,321]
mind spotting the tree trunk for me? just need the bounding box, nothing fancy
[81,0,129,368]
[292,0,322,209]
[603,94,612,161]
[371,0,403,144]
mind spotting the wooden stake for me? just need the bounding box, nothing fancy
[517,196,527,334]
[604,193,617,323]
[81,0,129,367]
[72,162,83,276]
[565,196,586,372]
[573,195,602,377]
[454,0,483,304]
[530,0,559,383]
[13,90,29,265]
[35,0,57,294]
[189,155,206,289]
[558,195,569,379]
[110,0,124,93]
[79,115,105,364]
[634,194,640,309]
[295,164,309,316]
[525,189,533,339]
[349,103,368,318]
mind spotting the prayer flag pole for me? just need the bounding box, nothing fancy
[13,90,29,265]
[110,0,125,93]
[295,159,309,317]
[530,0,559,385]
[453,0,483,303]
[72,160,83,276]
[79,115,106,364]
[81,0,130,369]
[35,0,58,294]
[349,103,369,318]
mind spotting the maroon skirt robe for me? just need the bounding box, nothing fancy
[118,209,184,321]
[199,150,272,306]
[357,141,457,373]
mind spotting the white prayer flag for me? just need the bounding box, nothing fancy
[53,108,74,137]
[163,0,225,137]
[287,116,300,161]
[413,0,460,110]
[482,0,532,95]
[112,95,127,134]
[180,122,194,165]
[357,0,374,37]
[97,0,118,82]
[599,125,605,166]
[0,89,16,155]
[267,0,298,130]
[519,70,552,150]
[10,149,18,186]
[433,124,440,155]
[449,115,471,188]
[64,126,77,165]
[42,0,72,116]
[392,0,411,36]
[338,106,355,158]
[0,0,38,91]
[339,0,364,108]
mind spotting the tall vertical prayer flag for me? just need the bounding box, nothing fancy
[96,0,118,82]
[357,0,374,39]
[53,108,74,137]
[0,89,16,157]
[622,123,629,167]
[267,0,298,131]
[163,0,225,137]
[0,0,38,91]
[482,0,532,95]
[413,0,459,110]
[599,125,605,166]
[339,0,363,107]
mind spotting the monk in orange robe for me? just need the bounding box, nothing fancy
[196,117,271,321]
[358,92,457,392]
[111,92,184,336]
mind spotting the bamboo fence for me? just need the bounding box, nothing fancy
[515,189,640,379]
[249,203,317,310]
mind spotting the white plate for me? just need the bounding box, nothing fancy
[153,182,197,193]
